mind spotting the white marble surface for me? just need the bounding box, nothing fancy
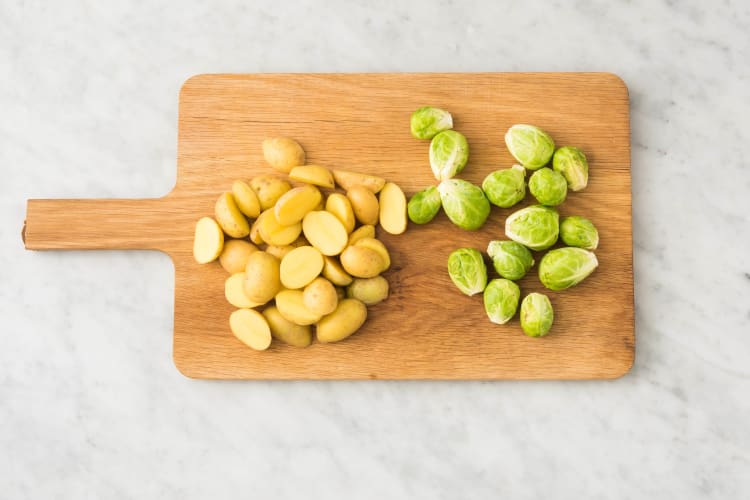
[2,1,749,498]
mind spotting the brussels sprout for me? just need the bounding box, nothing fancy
[407,186,442,224]
[487,240,535,280]
[430,130,469,181]
[520,293,554,337]
[438,179,490,230]
[410,106,453,139]
[538,247,598,291]
[482,165,526,208]
[552,146,589,191]
[528,167,568,206]
[504,205,559,251]
[447,248,487,296]
[504,124,555,170]
[483,279,520,325]
[560,216,599,250]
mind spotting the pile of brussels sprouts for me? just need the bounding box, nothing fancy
[408,107,599,337]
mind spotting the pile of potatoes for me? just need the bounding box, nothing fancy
[192,137,407,351]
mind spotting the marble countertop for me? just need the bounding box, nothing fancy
[2,1,748,498]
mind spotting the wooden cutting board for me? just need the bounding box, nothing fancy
[23,73,634,379]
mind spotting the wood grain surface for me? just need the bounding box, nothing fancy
[24,73,633,379]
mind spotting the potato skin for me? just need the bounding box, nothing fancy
[347,186,380,225]
[262,137,306,173]
[346,276,389,306]
[303,277,338,316]
[243,251,281,304]
[219,239,258,274]
[262,305,312,347]
[215,192,250,238]
[316,299,368,343]
[339,245,384,278]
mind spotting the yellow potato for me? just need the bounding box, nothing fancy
[243,251,281,304]
[275,290,321,326]
[258,209,302,246]
[262,305,312,347]
[332,169,386,193]
[325,193,356,234]
[274,184,322,226]
[219,239,258,273]
[225,273,264,309]
[303,277,338,316]
[262,137,306,173]
[347,224,376,246]
[322,256,353,286]
[347,186,379,225]
[280,246,324,289]
[232,180,261,218]
[346,276,389,306]
[302,211,348,256]
[265,244,295,260]
[378,182,407,235]
[249,212,265,245]
[289,165,334,189]
[250,175,292,210]
[193,217,224,264]
[316,298,368,343]
[215,192,250,238]
[229,309,272,351]
[339,245,385,278]
[354,237,390,271]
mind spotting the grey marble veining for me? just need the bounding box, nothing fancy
[1,0,749,498]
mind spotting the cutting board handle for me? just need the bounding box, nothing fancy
[23,198,177,253]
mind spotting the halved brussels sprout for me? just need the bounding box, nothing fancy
[483,279,520,325]
[552,146,589,191]
[560,216,599,250]
[447,248,487,296]
[538,247,598,291]
[504,124,555,170]
[528,167,568,206]
[407,186,442,224]
[504,205,559,251]
[520,292,554,337]
[482,165,526,208]
[486,240,535,280]
[438,179,490,230]
[410,106,453,139]
[430,130,469,181]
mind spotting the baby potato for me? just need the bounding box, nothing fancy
[322,256,353,286]
[347,186,379,225]
[250,175,292,210]
[354,237,391,271]
[258,209,303,246]
[225,273,264,309]
[280,246,324,289]
[339,245,385,278]
[346,276,389,306]
[262,305,312,347]
[347,224,376,246]
[378,182,407,235]
[274,184,322,226]
[275,290,321,326]
[302,210,348,256]
[316,298,368,343]
[229,308,272,351]
[249,213,265,245]
[243,251,281,304]
[232,180,261,218]
[219,239,258,273]
[303,277,338,316]
[215,192,250,238]
[332,169,386,193]
[325,193,356,234]
[289,165,334,188]
[193,217,224,264]
[262,137,306,173]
